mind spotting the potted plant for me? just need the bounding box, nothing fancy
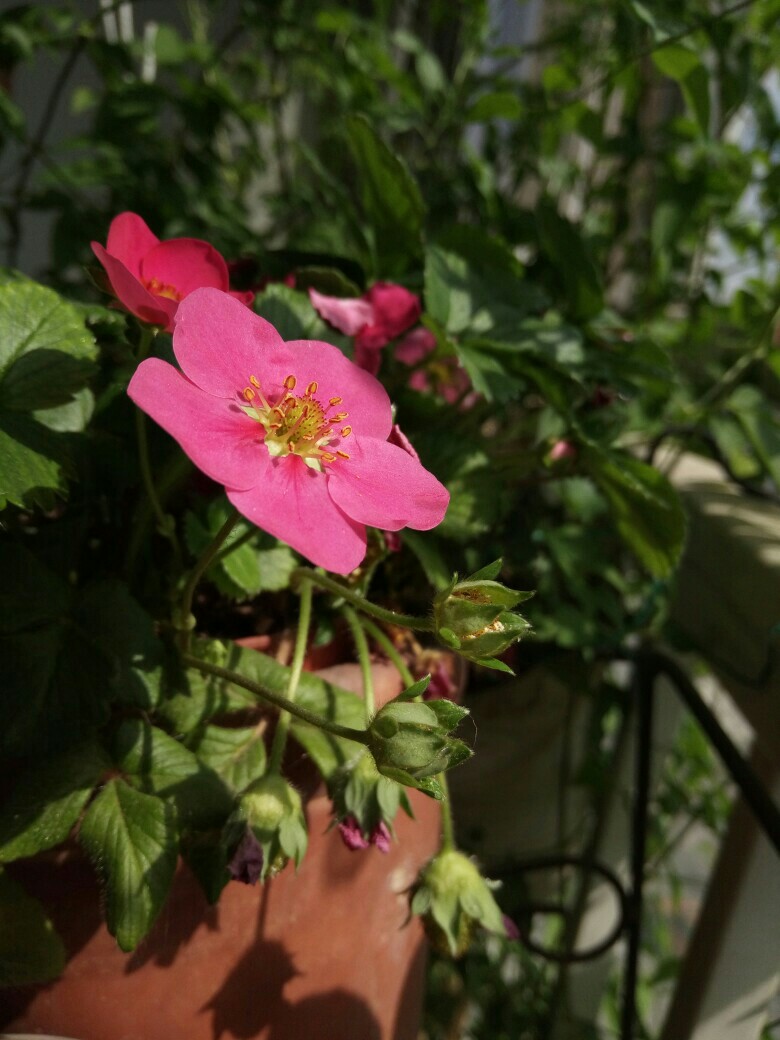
[2,3,778,1036]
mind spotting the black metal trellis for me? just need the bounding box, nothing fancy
[502,647,780,1040]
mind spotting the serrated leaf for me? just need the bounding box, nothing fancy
[0,741,108,862]
[0,870,66,986]
[188,725,267,794]
[113,719,232,828]
[585,450,686,578]
[0,277,97,509]
[346,115,424,277]
[79,779,178,951]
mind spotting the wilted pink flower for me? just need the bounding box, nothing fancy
[424,661,458,701]
[227,828,264,886]
[309,283,421,374]
[396,327,476,407]
[128,288,449,574]
[338,816,391,853]
[502,914,521,941]
[548,439,578,462]
[92,212,253,332]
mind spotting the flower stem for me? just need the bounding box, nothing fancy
[293,568,434,632]
[177,509,240,650]
[343,605,375,721]
[359,617,416,688]
[133,326,180,563]
[268,580,313,773]
[438,770,456,852]
[181,652,368,744]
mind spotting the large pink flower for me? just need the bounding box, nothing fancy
[309,282,421,375]
[127,288,449,574]
[92,212,253,332]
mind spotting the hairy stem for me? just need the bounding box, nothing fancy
[268,581,313,773]
[293,568,434,632]
[343,605,375,721]
[181,653,368,743]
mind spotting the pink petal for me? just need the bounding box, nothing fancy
[105,212,159,276]
[282,339,393,441]
[227,455,367,574]
[172,288,286,399]
[91,242,176,329]
[366,283,421,338]
[140,239,230,296]
[370,821,391,853]
[338,817,370,851]
[395,327,436,365]
[353,339,383,376]
[229,289,255,307]
[308,288,374,336]
[327,435,449,532]
[387,424,420,461]
[127,358,262,490]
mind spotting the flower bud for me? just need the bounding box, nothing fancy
[224,774,308,882]
[329,748,412,852]
[433,560,532,672]
[410,849,508,957]
[365,679,472,799]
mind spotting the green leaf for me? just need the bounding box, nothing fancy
[0,276,97,509]
[113,719,233,828]
[0,547,163,757]
[0,741,108,862]
[346,114,424,277]
[536,202,603,320]
[79,779,178,951]
[584,450,686,578]
[468,91,523,121]
[652,44,710,134]
[188,725,267,794]
[0,870,66,986]
[256,283,347,346]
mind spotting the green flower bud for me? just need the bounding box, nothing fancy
[410,849,508,957]
[433,560,532,671]
[365,679,472,799]
[224,773,308,881]
[329,748,412,848]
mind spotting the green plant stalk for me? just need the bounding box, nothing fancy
[438,769,456,853]
[343,605,375,721]
[360,616,416,688]
[132,326,180,553]
[181,652,368,744]
[177,509,240,650]
[268,580,313,773]
[293,568,434,632]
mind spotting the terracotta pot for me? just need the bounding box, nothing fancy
[2,661,441,1040]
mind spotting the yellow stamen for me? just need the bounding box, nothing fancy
[329,396,342,405]
[284,375,297,390]
[243,387,255,401]
[333,412,348,422]
[322,452,336,462]
[250,375,261,388]
[306,381,318,395]
[337,450,350,459]
[341,426,352,437]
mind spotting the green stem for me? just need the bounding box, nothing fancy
[214,523,256,563]
[181,652,368,743]
[438,770,456,852]
[343,605,375,721]
[177,509,240,650]
[131,325,181,565]
[293,568,434,632]
[268,581,313,773]
[360,617,416,688]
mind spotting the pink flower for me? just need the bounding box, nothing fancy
[424,661,458,701]
[127,288,449,575]
[337,816,391,853]
[396,327,477,407]
[309,282,421,375]
[92,212,253,332]
[548,439,578,462]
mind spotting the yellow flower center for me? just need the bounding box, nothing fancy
[144,276,183,302]
[241,373,352,472]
